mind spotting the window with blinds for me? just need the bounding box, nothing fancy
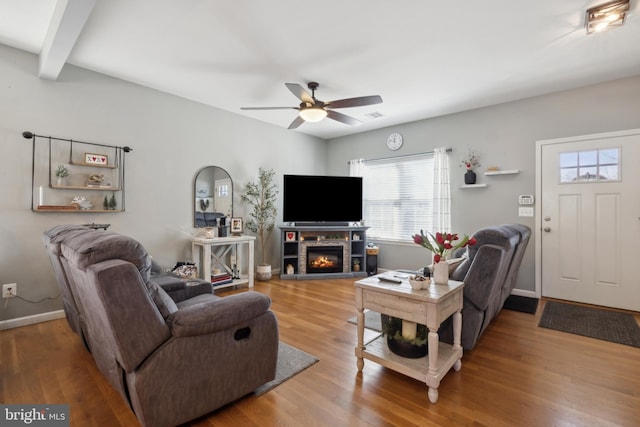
[363,154,434,241]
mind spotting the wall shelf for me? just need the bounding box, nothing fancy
[25,132,132,213]
[69,160,118,169]
[36,206,124,213]
[484,170,519,176]
[51,185,122,191]
[459,184,487,189]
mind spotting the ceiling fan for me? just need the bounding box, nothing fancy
[241,82,382,129]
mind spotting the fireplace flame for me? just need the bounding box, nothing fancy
[310,256,336,268]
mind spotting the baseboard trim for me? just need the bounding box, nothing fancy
[0,310,66,331]
[510,289,537,298]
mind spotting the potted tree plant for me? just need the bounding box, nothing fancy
[241,167,278,281]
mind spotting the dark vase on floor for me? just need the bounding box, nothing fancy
[464,170,477,184]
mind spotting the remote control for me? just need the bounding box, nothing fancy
[377,276,402,284]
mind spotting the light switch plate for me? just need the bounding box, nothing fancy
[519,207,534,217]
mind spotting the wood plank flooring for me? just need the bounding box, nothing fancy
[2,277,639,426]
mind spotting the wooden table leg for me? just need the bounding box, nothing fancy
[356,306,365,371]
[428,328,440,403]
[453,309,462,371]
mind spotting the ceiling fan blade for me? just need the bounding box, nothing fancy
[326,95,383,109]
[288,115,305,129]
[285,83,314,104]
[327,110,362,126]
[241,107,298,110]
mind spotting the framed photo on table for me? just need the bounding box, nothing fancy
[231,217,243,235]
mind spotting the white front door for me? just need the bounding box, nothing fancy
[539,129,640,311]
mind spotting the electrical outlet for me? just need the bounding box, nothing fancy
[2,283,17,298]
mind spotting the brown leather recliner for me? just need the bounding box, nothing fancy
[43,225,279,427]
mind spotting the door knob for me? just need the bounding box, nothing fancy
[543,227,551,232]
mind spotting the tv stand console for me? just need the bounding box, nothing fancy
[279,225,369,280]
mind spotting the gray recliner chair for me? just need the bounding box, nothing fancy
[439,224,531,350]
[43,224,96,349]
[44,225,279,427]
[43,225,218,351]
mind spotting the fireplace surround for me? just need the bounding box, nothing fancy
[279,225,368,279]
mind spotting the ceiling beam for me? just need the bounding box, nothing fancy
[39,0,96,80]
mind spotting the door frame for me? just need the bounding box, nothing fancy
[534,128,640,300]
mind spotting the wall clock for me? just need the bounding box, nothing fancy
[386,132,403,151]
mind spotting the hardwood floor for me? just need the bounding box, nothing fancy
[2,277,639,426]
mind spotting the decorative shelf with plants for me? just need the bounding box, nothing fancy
[24,131,132,213]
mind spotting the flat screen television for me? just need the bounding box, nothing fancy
[283,174,363,224]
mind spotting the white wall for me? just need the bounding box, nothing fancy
[0,44,326,321]
[327,74,640,294]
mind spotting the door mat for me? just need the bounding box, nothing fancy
[347,310,382,332]
[538,301,640,348]
[503,295,539,314]
[254,342,319,396]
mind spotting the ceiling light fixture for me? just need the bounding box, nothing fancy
[585,0,630,34]
[299,106,328,122]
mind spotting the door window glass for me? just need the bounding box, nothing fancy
[560,147,620,183]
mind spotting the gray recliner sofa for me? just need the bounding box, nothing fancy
[43,225,279,427]
[439,224,531,350]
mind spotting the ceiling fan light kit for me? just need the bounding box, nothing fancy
[299,106,327,122]
[241,81,382,129]
[585,0,630,34]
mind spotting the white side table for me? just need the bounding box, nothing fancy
[354,273,464,403]
[191,235,256,289]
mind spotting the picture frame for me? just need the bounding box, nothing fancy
[84,153,108,165]
[230,217,243,234]
[285,231,296,242]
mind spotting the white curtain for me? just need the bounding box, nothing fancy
[432,147,451,232]
[349,158,365,177]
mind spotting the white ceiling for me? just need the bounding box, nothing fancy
[1,0,639,140]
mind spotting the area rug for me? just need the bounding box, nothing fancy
[347,310,382,332]
[254,342,319,396]
[503,295,539,314]
[538,301,640,348]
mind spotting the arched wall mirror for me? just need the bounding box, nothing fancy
[194,166,233,228]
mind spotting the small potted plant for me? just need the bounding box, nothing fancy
[460,149,480,184]
[353,258,361,272]
[55,165,70,186]
[241,167,278,281]
[381,315,428,358]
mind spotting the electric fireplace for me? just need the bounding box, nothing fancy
[298,239,350,275]
[306,246,343,274]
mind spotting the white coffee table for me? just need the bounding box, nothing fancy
[354,272,464,403]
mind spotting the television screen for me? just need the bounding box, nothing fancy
[283,174,363,224]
